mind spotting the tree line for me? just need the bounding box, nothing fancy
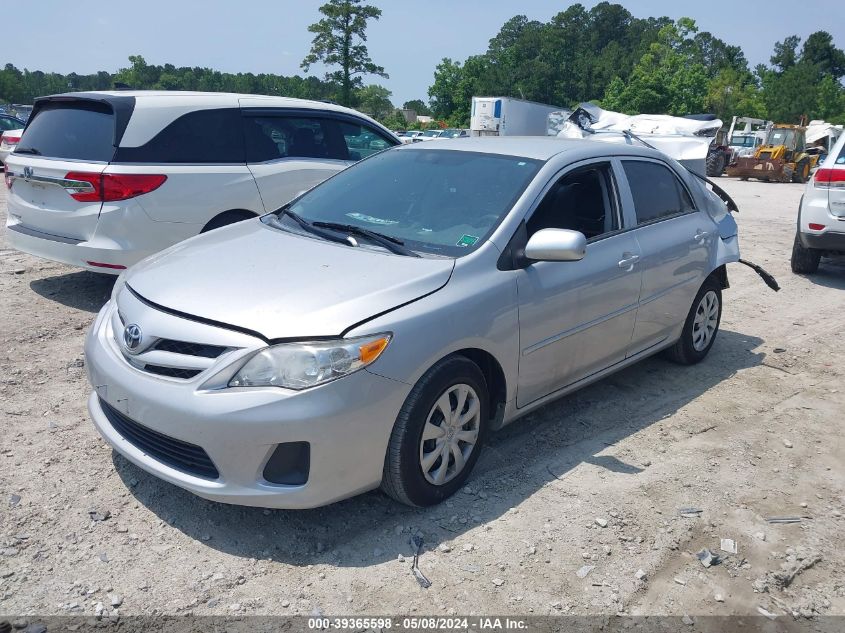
[427,4,845,127]
[2,1,843,131]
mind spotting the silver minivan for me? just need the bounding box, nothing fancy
[85,137,740,508]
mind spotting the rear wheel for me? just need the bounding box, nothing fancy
[381,356,489,507]
[664,277,722,365]
[791,232,821,274]
[706,150,726,177]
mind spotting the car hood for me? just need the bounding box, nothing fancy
[124,219,455,340]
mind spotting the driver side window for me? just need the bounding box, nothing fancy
[526,163,619,241]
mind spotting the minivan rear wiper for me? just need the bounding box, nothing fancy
[14,147,41,155]
[312,221,421,257]
[264,209,351,246]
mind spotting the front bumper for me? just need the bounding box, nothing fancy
[85,300,411,508]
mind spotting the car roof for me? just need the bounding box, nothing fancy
[39,90,386,121]
[396,136,665,162]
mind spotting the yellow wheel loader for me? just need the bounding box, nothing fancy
[726,124,819,183]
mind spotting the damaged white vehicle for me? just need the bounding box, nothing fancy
[549,104,722,176]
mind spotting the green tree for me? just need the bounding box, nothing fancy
[801,31,845,78]
[759,62,820,122]
[402,99,431,115]
[605,18,708,115]
[704,68,765,121]
[757,31,845,122]
[770,35,801,72]
[815,74,845,123]
[356,84,393,119]
[301,0,387,106]
[379,110,407,130]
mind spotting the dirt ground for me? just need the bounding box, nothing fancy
[1,177,843,623]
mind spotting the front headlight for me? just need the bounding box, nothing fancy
[229,333,392,390]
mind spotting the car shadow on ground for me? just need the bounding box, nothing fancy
[805,257,845,290]
[112,328,765,569]
[29,271,115,313]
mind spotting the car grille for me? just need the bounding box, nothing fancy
[99,397,219,479]
[143,365,202,380]
[152,339,227,359]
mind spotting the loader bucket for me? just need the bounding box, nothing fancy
[726,156,791,182]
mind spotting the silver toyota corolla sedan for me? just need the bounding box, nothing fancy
[85,137,740,508]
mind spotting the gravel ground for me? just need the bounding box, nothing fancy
[0,177,843,621]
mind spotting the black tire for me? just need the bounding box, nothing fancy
[791,158,810,184]
[200,210,256,233]
[791,232,821,274]
[706,150,726,177]
[381,355,489,507]
[664,277,722,365]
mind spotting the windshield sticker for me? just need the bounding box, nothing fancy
[346,212,399,226]
[457,234,479,247]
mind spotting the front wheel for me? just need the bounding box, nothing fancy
[664,278,722,365]
[381,356,489,507]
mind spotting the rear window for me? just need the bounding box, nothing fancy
[17,102,115,162]
[115,108,243,164]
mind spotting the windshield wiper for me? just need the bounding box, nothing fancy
[14,147,41,155]
[312,221,420,257]
[264,209,351,246]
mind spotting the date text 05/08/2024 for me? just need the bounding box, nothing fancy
[307,617,529,630]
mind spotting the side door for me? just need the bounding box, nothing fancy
[619,159,711,357]
[516,160,643,407]
[110,107,264,226]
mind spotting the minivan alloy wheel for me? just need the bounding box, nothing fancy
[692,290,719,351]
[419,384,480,485]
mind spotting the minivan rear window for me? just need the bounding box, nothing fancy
[17,101,116,162]
[115,108,243,164]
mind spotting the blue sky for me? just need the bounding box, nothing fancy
[5,0,844,106]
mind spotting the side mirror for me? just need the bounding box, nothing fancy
[524,228,587,262]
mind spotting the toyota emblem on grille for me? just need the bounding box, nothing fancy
[123,324,143,352]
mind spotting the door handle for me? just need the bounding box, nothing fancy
[694,229,710,242]
[617,253,640,269]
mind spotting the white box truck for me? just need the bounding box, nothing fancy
[470,97,562,137]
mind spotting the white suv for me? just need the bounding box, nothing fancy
[792,131,845,273]
[3,91,399,273]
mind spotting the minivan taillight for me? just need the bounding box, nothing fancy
[814,168,845,187]
[64,172,167,202]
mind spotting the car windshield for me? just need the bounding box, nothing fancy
[766,129,795,148]
[271,148,542,256]
[730,135,756,147]
[423,130,440,137]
